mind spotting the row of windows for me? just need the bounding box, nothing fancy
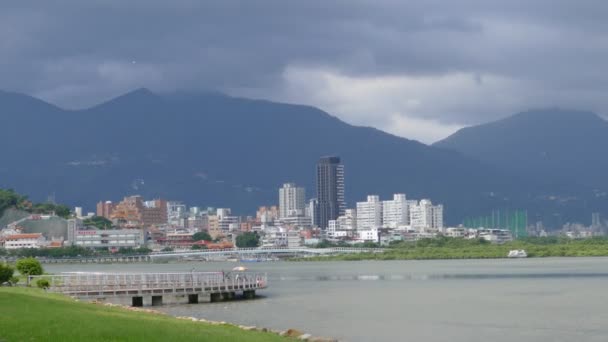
[76,240,136,245]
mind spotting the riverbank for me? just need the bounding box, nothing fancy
[295,237,608,261]
[0,287,307,341]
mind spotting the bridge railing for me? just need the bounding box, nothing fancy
[149,246,386,257]
[29,271,268,295]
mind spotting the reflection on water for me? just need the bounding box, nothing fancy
[283,272,608,282]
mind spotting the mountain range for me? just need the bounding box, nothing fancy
[1,89,606,227]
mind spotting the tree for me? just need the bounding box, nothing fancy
[83,216,113,229]
[16,258,44,277]
[0,188,28,216]
[191,244,207,250]
[0,263,14,283]
[53,205,71,219]
[236,232,260,248]
[192,231,212,241]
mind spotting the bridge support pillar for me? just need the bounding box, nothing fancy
[243,290,256,299]
[152,296,163,306]
[210,293,222,302]
[222,292,235,301]
[188,294,199,304]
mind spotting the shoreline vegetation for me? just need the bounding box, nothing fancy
[298,237,608,261]
[3,236,608,262]
[0,287,335,341]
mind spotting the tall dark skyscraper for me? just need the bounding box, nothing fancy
[315,156,345,230]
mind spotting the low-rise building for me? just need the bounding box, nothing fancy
[157,232,209,249]
[287,231,303,248]
[277,216,312,228]
[2,233,46,249]
[71,229,145,249]
[356,228,379,243]
[477,229,513,244]
[444,227,467,238]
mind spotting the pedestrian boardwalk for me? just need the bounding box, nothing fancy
[30,271,267,306]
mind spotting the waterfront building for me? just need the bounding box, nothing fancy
[278,215,312,228]
[261,228,303,248]
[432,205,444,229]
[110,196,168,227]
[327,220,352,239]
[186,215,207,230]
[444,227,467,238]
[279,183,306,218]
[307,198,318,226]
[219,215,240,232]
[2,233,46,249]
[337,209,357,231]
[477,228,513,244]
[382,194,409,228]
[357,195,382,230]
[67,218,81,242]
[256,206,279,224]
[240,220,255,232]
[379,229,404,246]
[216,208,231,220]
[356,228,379,243]
[410,199,443,230]
[215,208,239,232]
[207,215,221,238]
[592,212,602,228]
[287,230,303,247]
[316,156,345,230]
[167,201,187,226]
[96,201,115,219]
[68,225,145,249]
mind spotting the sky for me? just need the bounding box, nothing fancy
[2,0,608,143]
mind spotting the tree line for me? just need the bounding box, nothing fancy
[0,188,70,219]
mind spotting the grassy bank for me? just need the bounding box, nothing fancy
[297,237,608,261]
[0,287,292,342]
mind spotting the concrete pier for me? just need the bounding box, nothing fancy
[29,271,267,307]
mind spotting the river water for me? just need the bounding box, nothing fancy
[46,258,608,342]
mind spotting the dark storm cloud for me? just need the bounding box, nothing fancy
[2,0,608,135]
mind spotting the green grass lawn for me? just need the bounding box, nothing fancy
[0,287,292,342]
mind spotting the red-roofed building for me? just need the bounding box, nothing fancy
[3,233,46,249]
[48,241,63,248]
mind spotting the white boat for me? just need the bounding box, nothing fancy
[232,266,248,272]
[507,250,527,258]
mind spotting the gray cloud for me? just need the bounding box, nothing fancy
[2,1,608,141]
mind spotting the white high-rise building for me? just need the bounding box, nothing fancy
[410,199,444,230]
[306,198,317,225]
[356,195,383,230]
[216,208,231,220]
[432,204,444,229]
[167,201,187,225]
[279,183,306,218]
[382,194,409,228]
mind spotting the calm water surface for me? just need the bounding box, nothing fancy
[47,258,608,342]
